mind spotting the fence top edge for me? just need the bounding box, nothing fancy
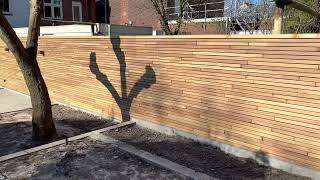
[34,34,320,39]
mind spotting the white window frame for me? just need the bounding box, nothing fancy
[72,1,82,22]
[44,0,63,20]
[3,0,11,15]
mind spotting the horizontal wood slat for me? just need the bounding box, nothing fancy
[1,35,320,171]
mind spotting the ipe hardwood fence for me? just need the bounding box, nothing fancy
[1,34,320,172]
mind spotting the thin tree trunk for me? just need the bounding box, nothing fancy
[0,0,56,140]
[150,0,185,35]
[273,6,284,34]
[21,56,56,140]
[26,0,56,140]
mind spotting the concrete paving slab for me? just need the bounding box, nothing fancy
[90,133,216,180]
[0,88,31,113]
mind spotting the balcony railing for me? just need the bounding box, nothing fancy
[165,1,225,20]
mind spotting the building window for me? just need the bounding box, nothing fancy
[3,0,10,14]
[44,0,63,19]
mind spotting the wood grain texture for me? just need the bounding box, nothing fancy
[1,35,320,170]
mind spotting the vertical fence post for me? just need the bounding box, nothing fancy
[273,3,284,34]
[204,2,207,32]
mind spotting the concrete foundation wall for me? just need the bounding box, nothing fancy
[98,24,153,36]
[14,25,96,37]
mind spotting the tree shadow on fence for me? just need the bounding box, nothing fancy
[89,37,156,122]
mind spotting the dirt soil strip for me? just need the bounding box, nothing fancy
[90,132,216,180]
[0,137,190,180]
[0,121,135,162]
[104,126,311,180]
[0,105,119,156]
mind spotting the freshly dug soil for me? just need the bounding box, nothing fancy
[0,105,115,156]
[0,138,189,180]
[104,126,311,180]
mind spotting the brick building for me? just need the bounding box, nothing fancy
[106,0,225,34]
[43,0,96,24]
[107,0,161,29]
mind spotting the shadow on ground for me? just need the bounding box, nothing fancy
[0,138,189,180]
[0,105,115,156]
[104,126,310,180]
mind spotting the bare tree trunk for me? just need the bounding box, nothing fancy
[150,0,186,35]
[26,0,56,139]
[273,6,284,34]
[0,0,56,140]
[160,18,173,35]
[20,56,56,139]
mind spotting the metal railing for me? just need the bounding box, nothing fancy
[165,1,225,20]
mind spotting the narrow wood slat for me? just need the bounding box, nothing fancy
[1,35,320,171]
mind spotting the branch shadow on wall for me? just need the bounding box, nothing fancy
[89,37,156,122]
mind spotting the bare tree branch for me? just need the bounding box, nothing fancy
[26,0,43,57]
[275,0,320,18]
[287,0,320,18]
[150,0,186,35]
[174,0,187,34]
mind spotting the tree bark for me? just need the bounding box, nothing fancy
[273,6,284,34]
[21,56,56,140]
[150,0,185,35]
[0,0,56,140]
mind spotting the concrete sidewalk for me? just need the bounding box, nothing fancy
[0,88,31,113]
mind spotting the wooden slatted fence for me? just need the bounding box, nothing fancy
[0,34,320,171]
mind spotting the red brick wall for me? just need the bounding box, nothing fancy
[109,0,122,24]
[127,0,161,29]
[120,0,129,24]
[170,22,223,35]
[108,0,222,34]
[109,0,161,29]
[109,0,130,25]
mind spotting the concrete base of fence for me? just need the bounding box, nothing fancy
[132,117,320,180]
